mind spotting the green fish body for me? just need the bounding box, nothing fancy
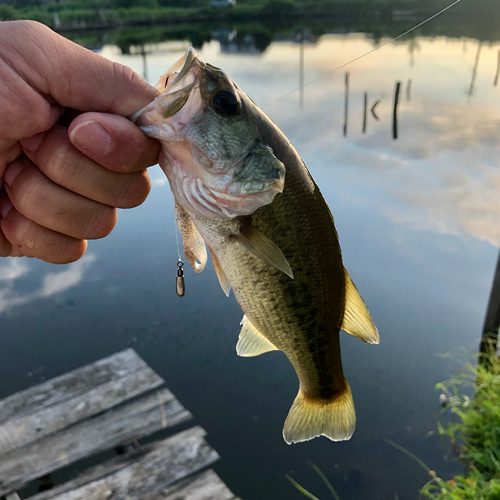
[133,48,379,444]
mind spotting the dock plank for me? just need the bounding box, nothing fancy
[26,427,218,500]
[0,349,145,425]
[0,388,191,496]
[148,469,240,500]
[0,349,163,455]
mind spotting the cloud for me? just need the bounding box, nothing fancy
[0,260,30,282]
[0,254,97,315]
[152,177,168,187]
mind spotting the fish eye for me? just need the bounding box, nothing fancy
[212,89,240,117]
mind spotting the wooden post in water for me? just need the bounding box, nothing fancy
[343,72,349,136]
[362,93,367,134]
[392,81,401,140]
[468,42,482,98]
[494,50,500,87]
[406,78,412,102]
[480,250,500,366]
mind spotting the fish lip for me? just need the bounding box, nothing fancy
[166,47,198,94]
[129,47,201,124]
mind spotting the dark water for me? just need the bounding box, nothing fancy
[2,10,500,500]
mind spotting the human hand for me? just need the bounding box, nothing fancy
[0,20,161,263]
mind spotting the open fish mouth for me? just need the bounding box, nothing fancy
[129,47,203,128]
[156,47,199,93]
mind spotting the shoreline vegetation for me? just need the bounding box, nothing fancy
[419,354,500,499]
[0,0,498,41]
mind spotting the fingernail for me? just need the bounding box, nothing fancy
[70,121,112,155]
[21,132,44,152]
[0,198,13,219]
[4,161,24,187]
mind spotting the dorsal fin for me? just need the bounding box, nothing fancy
[175,202,207,273]
[211,251,231,297]
[237,315,278,357]
[233,224,293,279]
[341,268,379,344]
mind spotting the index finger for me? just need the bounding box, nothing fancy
[1,21,159,117]
[68,112,161,173]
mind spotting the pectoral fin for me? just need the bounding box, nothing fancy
[175,201,207,273]
[233,224,293,279]
[341,268,379,344]
[211,251,231,297]
[236,315,278,357]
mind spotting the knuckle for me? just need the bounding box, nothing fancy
[87,206,117,239]
[5,212,38,257]
[43,139,78,186]
[113,62,143,91]
[10,169,43,218]
[116,171,151,208]
[63,243,87,264]
[49,239,87,264]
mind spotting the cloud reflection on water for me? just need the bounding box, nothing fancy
[0,254,97,314]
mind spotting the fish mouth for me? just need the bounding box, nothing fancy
[129,48,203,127]
[158,47,198,93]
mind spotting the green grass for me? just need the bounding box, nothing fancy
[286,461,341,500]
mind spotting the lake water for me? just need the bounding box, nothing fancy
[1,11,500,500]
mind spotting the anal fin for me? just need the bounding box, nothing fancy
[341,268,379,344]
[237,315,278,357]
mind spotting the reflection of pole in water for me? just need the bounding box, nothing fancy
[408,37,419,68]
[480,250,500,366]
[343,72,349,136]
[494,50,500,87]
[299,32,304,110]
[406,78,412,102]
[362,93,367,134]
[392,81,401,140]
[141,43,148,82]
[371,99,380,121]
[468,42,482,98]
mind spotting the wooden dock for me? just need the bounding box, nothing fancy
[0,349,240,500]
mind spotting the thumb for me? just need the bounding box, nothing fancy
[5,21,159,117]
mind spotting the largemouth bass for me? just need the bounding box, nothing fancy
[132,48,379,444]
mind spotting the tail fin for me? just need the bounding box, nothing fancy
[282,383,355,445]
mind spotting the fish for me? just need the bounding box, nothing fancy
[131,48,379,444]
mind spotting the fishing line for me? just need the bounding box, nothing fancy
[174,210,185,297]
[174,214,182,262]
[262,0,461,109]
